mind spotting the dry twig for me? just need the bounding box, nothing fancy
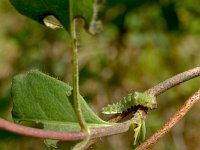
[135,88,200,150]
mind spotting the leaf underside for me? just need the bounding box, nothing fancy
[9,0,94,31]
[11,70,110,132]
[11,70,112,147]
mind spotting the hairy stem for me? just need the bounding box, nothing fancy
[69,1,90,149]
[69,0,89,135]
[135,88,200,150]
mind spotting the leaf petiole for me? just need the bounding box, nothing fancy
[69,0,90,148]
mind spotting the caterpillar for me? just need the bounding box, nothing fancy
[102,92,157,114]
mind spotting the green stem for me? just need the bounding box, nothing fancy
[69,0,90,143]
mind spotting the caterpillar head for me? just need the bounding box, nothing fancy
[133,92,157,110]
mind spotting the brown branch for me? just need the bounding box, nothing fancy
[146,67,200,96]
[0,118,131,140]
[135,88,200,150]
[110,67,200,123]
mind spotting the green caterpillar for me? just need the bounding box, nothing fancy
[102,92,157,114]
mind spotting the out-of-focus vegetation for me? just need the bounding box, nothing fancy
[0,0,200,149]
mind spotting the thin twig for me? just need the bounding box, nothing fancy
[110,67,200,123]
[135,88,200,150]
[146,67,200,96]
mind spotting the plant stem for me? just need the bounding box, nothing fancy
[71,18,88,133]
[135,88,200,150]
[0,118,130,140]
[69,0,90,146]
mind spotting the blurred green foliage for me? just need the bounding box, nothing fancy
[0,0,200,150]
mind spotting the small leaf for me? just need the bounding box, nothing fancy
[130,110,146,145]
[9,0,102,33]
[11,70,111,146]
[138,119,146,143]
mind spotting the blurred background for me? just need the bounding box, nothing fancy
[0,0,200,149]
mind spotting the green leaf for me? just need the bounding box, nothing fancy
[9,0,99,32]
[11,70,112,147]
[11,70,111,132]
[138,119,146,143]
[129,110,146,146]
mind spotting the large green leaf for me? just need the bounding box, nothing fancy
[9,0,94,31]
[11,70,110,132]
